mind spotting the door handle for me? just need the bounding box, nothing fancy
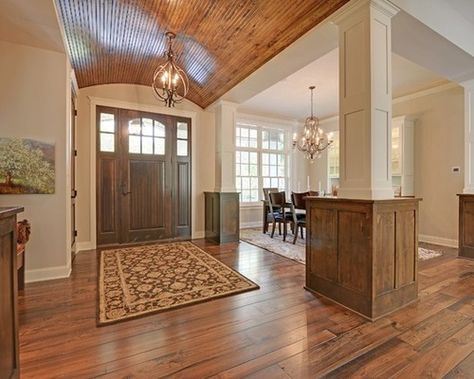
[122,182,131,195]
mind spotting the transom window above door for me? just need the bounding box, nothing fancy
[128,118,166,155]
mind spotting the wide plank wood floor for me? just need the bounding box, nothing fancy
[18,240,474,378]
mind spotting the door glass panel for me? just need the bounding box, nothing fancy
[154,121,166,137]
[154,138,165,155]
[129,119,141,135]
[142,118,153,136]
[129,135,141,153]
[100,133,114,152]
[177,122,188,139]
[177,140,188,156]
[142,136,153,154]
[100,113,115,132]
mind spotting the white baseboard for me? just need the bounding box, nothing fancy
[240,221,260,229]
[76,241,96,252]
[419,234,458,248]
[192,231,205,239]
[26,265,72,283]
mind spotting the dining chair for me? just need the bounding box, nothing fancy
[289,201,306,244]
[268,191,293,241]
[291,192,308,242]
[262,187,279,233]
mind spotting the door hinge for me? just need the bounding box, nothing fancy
[74,230,78,237]
[74,149,78,156]
[72,189,78,198]
[74,109,77,116]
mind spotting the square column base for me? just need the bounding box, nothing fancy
[204,192,240,244]
[305,197,421,320]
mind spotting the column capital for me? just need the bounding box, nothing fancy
[213,99,240,110]
[332,0,399,25]
[461,79,474,91]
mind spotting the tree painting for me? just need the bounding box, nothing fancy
[0,138,55,194]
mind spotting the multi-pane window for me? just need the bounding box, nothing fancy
[262,153,286,189]
[235,123,289,203]
[128,118,166,155]
[99,113,115,152]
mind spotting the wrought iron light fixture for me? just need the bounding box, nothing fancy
[292,86,333,162]
[152,31,189,107]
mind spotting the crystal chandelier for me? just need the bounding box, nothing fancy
[292,86,333,162]
[152,31,189,107]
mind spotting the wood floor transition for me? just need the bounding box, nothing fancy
[18,240,474,378]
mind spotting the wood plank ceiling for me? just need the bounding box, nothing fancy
[56,0,349,108]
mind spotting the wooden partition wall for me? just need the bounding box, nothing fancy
[305,197,420,320]
[458,194,474,259]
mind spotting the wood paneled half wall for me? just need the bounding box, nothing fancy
[305,197,421,320]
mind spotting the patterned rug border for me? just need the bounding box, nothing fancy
[97,241,259,326]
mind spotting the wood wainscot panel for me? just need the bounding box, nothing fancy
[0,207,23,379]
[458,194,474,259]
[306,197,421,320]
[204,192,239,244]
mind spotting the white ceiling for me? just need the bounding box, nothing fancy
[238,48,448,121]
[0,0,64,53]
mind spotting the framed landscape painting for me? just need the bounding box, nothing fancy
[0,137,55,194]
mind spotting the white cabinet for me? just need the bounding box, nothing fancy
[392,116,415,197]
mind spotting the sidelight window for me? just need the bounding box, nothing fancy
[176,122,189,156]
[99,113,115,152]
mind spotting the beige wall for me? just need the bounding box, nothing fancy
[393,86,464,244]
[75,84,215,245]
[307,117,339,193]
[0,40,72,280]
[307,86,464,245]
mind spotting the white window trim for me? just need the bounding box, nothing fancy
[235,119,292,205]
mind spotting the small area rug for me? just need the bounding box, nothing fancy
[240,228,443,264]
[98,241,259,325]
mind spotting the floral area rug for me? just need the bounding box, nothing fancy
[98,241,259,325]
[240,228,443,264]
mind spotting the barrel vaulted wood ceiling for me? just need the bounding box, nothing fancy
[56,0,349,108]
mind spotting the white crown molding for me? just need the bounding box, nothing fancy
[331,0,399,25]
[461,79,474,90]
[237,112,298,128]
[392,82,460,104]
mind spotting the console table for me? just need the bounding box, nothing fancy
[0,206,23,379]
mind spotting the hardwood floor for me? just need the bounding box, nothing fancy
[18,240,474,378]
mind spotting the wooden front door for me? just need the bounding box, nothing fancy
[96,106,191,246]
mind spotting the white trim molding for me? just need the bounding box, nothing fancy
[76,241,95,252]
[26,264,72,283]
[393,82,459,105]
[419,234,458,248]
[240,221,261,229]
[462,80,474,194]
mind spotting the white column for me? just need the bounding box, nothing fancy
[334,0,399,199]
[214,100,238,192]
[463,80,474,194]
